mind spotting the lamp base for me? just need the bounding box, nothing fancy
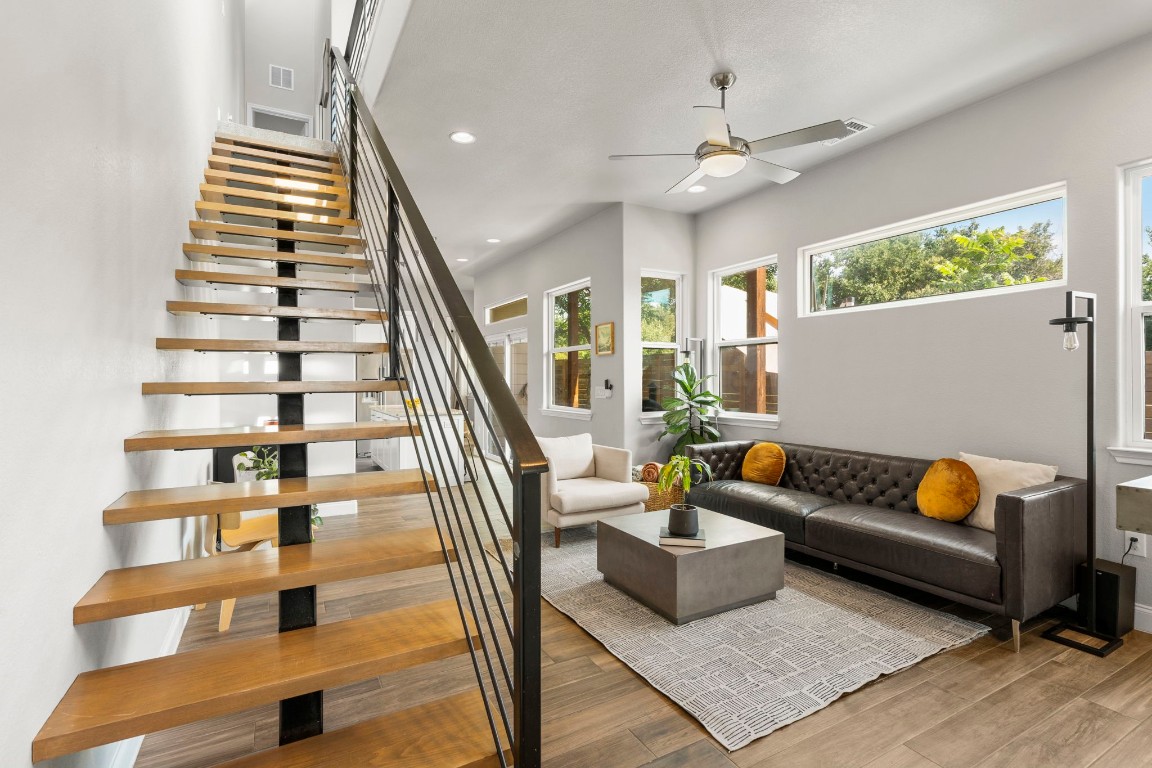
[1041,622,1123,657]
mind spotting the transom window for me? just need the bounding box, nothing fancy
[545,280,592,413]
[713,258,779,417]
[640,272,682,412]
[802,185,1067,315]
[486,295,528,325]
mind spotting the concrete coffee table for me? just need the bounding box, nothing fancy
[597,508,785,624]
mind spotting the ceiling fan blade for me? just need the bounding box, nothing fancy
[747,157,801,184]
[609,153,695,160]
[693,106,731,147]
[747,120,852,155]
[665,167,708,194]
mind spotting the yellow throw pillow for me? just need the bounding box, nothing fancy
[918,459,981,523]
[742,442,786,485]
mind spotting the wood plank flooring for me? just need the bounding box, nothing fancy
[134,467,1152,768]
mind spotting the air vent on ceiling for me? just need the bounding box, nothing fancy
[823,118,874,146]
[269,65,294,91]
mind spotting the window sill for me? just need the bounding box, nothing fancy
[717,412,780,429]
[1107,446,1152,466]
[541,407,592,421]
[638,412,665,425]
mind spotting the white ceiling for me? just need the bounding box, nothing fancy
[371,0,1152,277]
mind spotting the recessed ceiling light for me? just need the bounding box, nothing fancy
[687,185,708,194]
[449,131,476,144]
[486,238,501,244]
[456,258,470,262]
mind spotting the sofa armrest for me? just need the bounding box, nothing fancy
[995,478,1087,622]
[593,444,632,484]
[685,441,757,481]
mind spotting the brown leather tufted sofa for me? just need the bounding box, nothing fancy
[685,441,1087,650]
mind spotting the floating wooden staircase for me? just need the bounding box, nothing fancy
[33,128,501,767]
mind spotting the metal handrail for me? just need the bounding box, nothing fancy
[329,52,547,476]
[324,35,545,768]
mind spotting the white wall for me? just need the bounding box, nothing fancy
[694,34,1152,610]
[244,0,331,129]
[0,2,243,766]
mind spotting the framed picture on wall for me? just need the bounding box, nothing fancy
[595,322,615,355]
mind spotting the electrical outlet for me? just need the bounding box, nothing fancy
[1126,532,1146,558]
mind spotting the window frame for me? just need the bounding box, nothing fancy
[639,270,683,418]
[798,182,1068,318]
[543,278,593,420]
[1121,162,1152,455]
[484,293,528,325]
[483,329,529,459]
[709,255,781,426]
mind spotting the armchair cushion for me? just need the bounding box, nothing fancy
[593,444,633,483]
[538,433,596,480]
[552,476,650,515]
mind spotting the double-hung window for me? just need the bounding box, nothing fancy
[713,258,779,417]
[640,272,681,412]
[545,280,592,415]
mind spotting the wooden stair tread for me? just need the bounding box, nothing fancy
[175,269,367,294]
[142,380,404,395]
[195,200,359,229]
[104,469,430,524]
[211,141,341,170]
[125,422,418,452]
[156,339,387,354]
[216,132,338,161]
[76,528,449,623]
[207,155,347,185]
[213,690,504,768]
[200,183,349,215]
[204,168,347,196]
[166,301,383,322]
[189,220,364,251]
[32,600,475,763]
[183,242,369,273]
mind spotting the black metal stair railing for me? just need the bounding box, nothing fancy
[322,44,546,768]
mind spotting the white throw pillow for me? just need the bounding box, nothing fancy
[537,433,596,480]
[959,452,1058,532]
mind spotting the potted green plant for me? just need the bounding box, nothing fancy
[658,362,721,455]
[657,454,713,536]
[234,446,279,482]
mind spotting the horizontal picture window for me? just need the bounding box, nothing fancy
[805,187,1066,314]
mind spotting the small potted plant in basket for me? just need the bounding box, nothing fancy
[657,455,713,537]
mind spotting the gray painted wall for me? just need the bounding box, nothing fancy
[0,2,243,765]
[694,34,1152,610]
[473,204,694,462]
[244,0,331,130]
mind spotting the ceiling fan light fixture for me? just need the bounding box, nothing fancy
[699,151,747,178]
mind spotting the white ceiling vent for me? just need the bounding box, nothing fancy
[823,118,874,146]
[269,65,294,91]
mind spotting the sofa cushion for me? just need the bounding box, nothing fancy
[538,433,595,480]
[686,479,837,544]
[806,504,1001,602]
[960,452,1057,533]
[918,458,981,523]
[551,477,649,515]
[777,444,932,513]
[743,442,786,485]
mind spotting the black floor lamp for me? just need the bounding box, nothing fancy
[1041,290,1123,657]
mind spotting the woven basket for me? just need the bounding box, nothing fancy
[639,481,684,512]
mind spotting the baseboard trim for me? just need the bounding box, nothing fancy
[1134,602,1152,633]
[108,606,191,768]
[318,499,357,518]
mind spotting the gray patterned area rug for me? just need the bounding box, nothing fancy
[540,528,988,750]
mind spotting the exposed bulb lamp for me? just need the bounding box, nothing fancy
[1043,290,1122,657]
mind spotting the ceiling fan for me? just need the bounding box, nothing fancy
[610,72,853,194]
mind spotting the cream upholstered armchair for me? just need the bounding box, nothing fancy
[537,433,649,547]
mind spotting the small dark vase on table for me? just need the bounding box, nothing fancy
[667,503,699,536]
